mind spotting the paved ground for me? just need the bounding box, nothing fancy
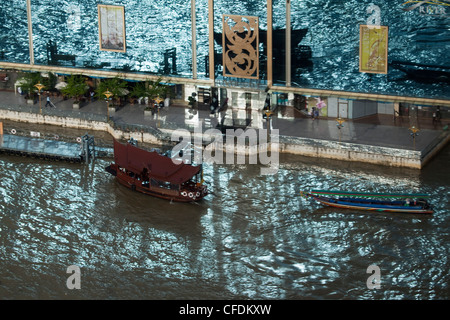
[0,85,448,152]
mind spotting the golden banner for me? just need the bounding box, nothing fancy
[359,25,388,74]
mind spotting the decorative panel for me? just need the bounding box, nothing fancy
[222,15,259,79]
[359,25,388,74]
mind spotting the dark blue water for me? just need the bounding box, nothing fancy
[0,127,448,299]
[1,0,449,99]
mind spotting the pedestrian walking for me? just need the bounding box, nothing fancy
[45,96,52,108]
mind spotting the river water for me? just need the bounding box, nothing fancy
[0,127,449,300]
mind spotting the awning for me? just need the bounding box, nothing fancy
[114,139,200,184]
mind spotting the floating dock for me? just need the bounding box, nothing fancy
[1,133,85,162]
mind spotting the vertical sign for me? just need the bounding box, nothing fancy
[222,15,259,79]
[359,25,388,74]
[98,5,126,52]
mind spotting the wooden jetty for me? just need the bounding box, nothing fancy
[0,133,91,163]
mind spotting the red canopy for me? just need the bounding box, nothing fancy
[113,139,200,184]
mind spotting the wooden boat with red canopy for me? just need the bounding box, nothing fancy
[105,139,208,202]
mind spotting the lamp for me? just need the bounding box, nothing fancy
[336,118,345,143]
[409,126,420,150]
[34,82,45,114]
[103,89,113,120]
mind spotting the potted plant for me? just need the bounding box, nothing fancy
[130,77,170,116]
[60,74,88,109]
[188,92,197,108]
[147,77,170,102]
[95,75,129,113]
[130,81,148,106]
[17,72,43,104]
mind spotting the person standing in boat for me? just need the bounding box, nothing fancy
[405,198,411,206]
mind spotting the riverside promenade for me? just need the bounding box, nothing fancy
[0,88,449,169]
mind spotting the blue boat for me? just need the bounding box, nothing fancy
[301,190,434,214]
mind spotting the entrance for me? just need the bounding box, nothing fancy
[338,99,348,118]
[197,87,211,108]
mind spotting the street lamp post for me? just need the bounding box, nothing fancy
[103,89,113,120]
[409,126,420,150]
[34,82,45,114]
[336,118,345,143]
[154,96,163,128]
[265,109,274,147]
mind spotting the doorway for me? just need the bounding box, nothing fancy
[338,99,348,118]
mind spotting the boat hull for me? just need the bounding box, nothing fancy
[301,190,434,214]
[313,196,433,214]
[106,164,208,202]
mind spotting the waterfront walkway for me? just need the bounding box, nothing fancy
[0,88,448,154]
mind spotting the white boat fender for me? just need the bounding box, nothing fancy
[181,191,187,197]
[188,192,193,198]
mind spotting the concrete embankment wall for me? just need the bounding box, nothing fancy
[1,108,448,169]
[279,136,422,169]
[0,109,162,145]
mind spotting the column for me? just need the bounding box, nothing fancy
[208,0,215,83]
[286,0,291,86]
[26,0,34,65]
[191,0,197,79]
[267,0,273,87]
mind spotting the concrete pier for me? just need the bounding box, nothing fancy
[0,133,83,162]
[0,89,448,169]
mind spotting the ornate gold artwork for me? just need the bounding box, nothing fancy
[359,25,388,74]
[222,15,259,79]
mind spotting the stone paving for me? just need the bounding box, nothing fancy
[0,78,448,153]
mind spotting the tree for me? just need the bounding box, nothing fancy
[42,72,57,92]
[60,75,88,104]
[17,72,43,99]
[147,77,170,101]
[95,76,128,106]
[129,77,170,109]
[130,81,148,105]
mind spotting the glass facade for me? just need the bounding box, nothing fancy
[0,0,29,64]
[0,0,449,100]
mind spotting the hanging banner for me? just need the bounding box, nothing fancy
[98,4,126,52]
[222,15,259,79]
[359,25,388,74]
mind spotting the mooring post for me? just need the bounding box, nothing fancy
[81,133,95,163]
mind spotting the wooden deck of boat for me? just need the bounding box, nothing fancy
[0,133,82,162]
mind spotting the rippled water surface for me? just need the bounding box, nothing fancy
[1,0,449,98]
[0,139,449,300]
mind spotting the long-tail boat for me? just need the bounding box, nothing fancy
[300,190,433,214]
[105,139,208,202]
